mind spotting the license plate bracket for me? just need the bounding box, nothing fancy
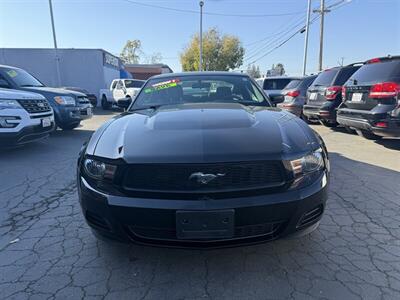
[176,210,234,240]
[351,93,363,102]
[41,118,51,127]
[309,92,317,100]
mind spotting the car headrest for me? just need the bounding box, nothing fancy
[216,86,232,99]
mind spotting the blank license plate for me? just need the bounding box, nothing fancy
[351,93,363,102]
[41,118,51,127]
[309,93,317,100]
[176,210,234,240]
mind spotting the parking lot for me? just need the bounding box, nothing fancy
[0,111,399,300]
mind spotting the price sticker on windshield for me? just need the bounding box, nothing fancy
[144,79,181,93]
[6,70,18,78]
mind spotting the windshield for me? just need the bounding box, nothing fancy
[2,67,44,87]
[263,78,292,90]
[125,80,145,88]
[130,75,269,110]
[283,79,302,90]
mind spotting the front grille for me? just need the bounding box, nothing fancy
[121,161,286,193]
[77,96,90,105]
[17,99,51,114]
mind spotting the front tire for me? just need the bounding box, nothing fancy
[356,129,382,140]
[101,95,111,110]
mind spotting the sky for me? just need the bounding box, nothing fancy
[1,0,399,75]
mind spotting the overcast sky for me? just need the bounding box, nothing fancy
[1,0,399,75]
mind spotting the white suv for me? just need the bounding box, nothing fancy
[0,88,55,147]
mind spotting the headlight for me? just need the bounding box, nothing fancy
[54,96,75,105]
[288,148,325,189]
[290,149,324,177]
[83,158,116,180]
[0,99,22,110]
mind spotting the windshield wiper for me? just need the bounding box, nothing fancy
[236,101,268,107]
[20,84,43,87]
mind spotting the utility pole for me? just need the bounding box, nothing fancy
[48,0,61,86]
[199,1,204,71]
[302,0,312,76]
[314,0,330,71]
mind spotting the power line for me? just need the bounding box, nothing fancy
[247,15,321,65]
[244,0,337,48]
[244,17,309,62]
[122,0,305,17]
[245,0,352,65]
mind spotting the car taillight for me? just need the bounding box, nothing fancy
[325,86,342,100]
[369,82,400,99]
[286,90,300,97]
[342,86,347,100]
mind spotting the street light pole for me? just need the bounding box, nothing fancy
[199,1,204,71]
[48,0,61,86]
[318,0,325,71]
[302,0,312,76]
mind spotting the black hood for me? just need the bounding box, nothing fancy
[21,86,86,97]
[87,103,320,163]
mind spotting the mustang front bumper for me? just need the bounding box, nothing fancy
[78,171,329,248]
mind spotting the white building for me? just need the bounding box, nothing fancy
[0,48,125,99]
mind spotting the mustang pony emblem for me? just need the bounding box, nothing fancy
[189,172,226,184]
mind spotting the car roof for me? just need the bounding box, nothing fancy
[0,64,22,70]
[151,71,250,80]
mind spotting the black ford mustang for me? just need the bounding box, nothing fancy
[77,72,329,248]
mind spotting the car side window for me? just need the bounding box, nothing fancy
[335,67,359,85]
[0,74,11,88]
[111,81,117,89]
[116,81,123,89]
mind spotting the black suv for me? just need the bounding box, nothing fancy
[303,64,361,127]
[337,56,400,139]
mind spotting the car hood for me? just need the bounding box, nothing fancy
[21,86,86,97]
[0,88,46,100]
[88,103,320,163]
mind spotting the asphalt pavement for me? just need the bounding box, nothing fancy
[0,110,399,300]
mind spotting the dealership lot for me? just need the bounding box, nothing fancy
[0,111,399,300]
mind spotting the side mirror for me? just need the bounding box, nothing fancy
[117,97,132,110]
[0,79,10,88]
[269,95,284,106]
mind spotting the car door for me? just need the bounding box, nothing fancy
[113,80,125,101]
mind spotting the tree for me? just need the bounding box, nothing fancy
[180,28,244,71]
[120,40,142,64]
[246,64,261,78]
[146,52,163,64]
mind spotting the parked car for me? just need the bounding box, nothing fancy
[0,65,92,130]
[303,63,362,127]
[256,76,301,105]
[0,88,54,147]
[99,79,145,110]
[62,87,97,108]
[78,72,330,248]
[337,56,400,139]
[277,75,317,119]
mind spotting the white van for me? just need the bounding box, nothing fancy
[0,88,55,147]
